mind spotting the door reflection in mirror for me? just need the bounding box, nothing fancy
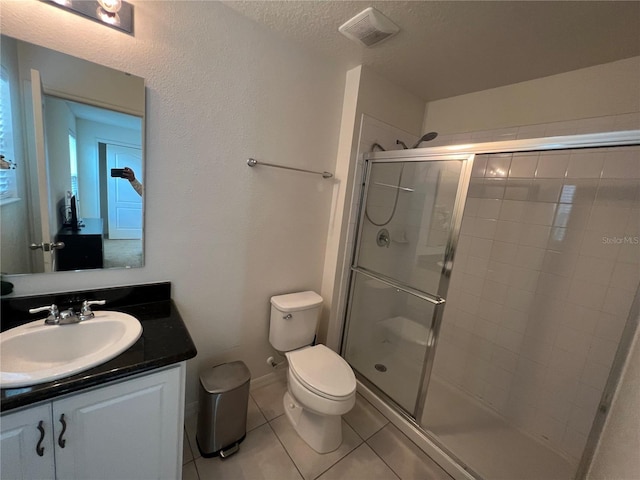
[43,96,143,270]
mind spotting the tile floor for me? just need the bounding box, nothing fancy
[182,377,453,480]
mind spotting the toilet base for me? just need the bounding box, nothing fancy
[283,391,343,454]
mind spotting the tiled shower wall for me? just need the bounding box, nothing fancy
[337,113,639,335]
[432,145,640,461]
[335,112,638,463]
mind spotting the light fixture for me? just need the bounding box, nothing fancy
[96,0,122,28]
[41,0,134,35]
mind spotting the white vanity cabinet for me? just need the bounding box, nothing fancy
[0,403,55,479]
[1,364,185,480]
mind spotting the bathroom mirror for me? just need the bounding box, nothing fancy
[0,34,145,275]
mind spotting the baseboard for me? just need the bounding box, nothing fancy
[249,369,286,390]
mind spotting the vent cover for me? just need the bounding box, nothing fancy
[339,7,399,47]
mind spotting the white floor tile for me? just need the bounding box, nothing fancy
[343,393,389,440]
[182,461,199,480]
[184,413,200,460]
[195,423,302,480]
[316,444,400,480]
[183,429,194,464]
[247,395,268,431]
[270,414,363,480]
[368,424,452,480]
[251,377,288,420]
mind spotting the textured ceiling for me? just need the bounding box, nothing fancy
[223,1,640,101]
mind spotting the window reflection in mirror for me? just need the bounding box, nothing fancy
[0,34,145,275]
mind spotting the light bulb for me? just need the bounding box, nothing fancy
[96,6,121,26]
[97,0,122,14]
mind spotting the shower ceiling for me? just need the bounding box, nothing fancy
[223,1,640,101]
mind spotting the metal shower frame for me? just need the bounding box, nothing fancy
[340,129,640,480]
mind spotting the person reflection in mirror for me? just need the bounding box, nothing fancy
[122,167,143,196]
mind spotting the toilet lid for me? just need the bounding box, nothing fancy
[287,345,356,398]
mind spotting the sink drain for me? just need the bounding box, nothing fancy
[374,363,387,372]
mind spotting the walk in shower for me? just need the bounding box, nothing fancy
[341,132,640,479]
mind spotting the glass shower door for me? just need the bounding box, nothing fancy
[343,154,472,416]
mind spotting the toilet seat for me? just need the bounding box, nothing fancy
[286,345,356,400]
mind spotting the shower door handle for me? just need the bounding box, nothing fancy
[351,267,445,306]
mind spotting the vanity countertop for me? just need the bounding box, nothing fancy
[0,282,197,412]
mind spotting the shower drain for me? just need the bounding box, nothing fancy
[374,363,387,372]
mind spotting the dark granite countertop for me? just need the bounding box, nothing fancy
[1,282,197,412]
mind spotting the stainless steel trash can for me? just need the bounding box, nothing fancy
[196,361,251,458]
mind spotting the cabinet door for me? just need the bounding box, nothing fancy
[53,367,182,480]
[0,403,55,479]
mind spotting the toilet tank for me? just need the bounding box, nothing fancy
[269,291,323,352]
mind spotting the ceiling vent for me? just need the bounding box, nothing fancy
[339,7,399,47]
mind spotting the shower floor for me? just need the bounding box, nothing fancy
[350,343,575,479]
[423,377,575,480]
[349,342,422,412]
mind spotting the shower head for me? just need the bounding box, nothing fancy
[395,133,439,149]
[411,132,438,149]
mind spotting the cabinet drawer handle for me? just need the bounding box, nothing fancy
[58,414,67,448]
[36,421,45,456]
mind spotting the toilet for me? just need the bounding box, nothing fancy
[269,291,356,453]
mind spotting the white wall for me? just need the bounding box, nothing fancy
[1,1,345,406]
[424,56,640,134]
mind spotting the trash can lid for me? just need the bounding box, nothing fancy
[200,361,251,394]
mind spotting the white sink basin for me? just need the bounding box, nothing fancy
[0,311,142,388]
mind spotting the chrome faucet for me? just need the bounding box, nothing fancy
[29,304,62,325]
[78,300,106,321]
[29,300,106,325]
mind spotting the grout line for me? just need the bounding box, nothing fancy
[266,419,306,480]
[310,444,360,480]
[367,424,455,480]
[183,427,194,465]
[309,436,364,480]
[229,383,445,480]
[249,392,271,422]
[342,408,388,441]
[185,418,202,462]
[362,439,403,480]
[246,394,268,433]
[192,459,201,480]
[249,389,287,423]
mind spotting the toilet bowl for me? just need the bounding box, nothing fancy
[269,292,356,453]
[284,345,356,453]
